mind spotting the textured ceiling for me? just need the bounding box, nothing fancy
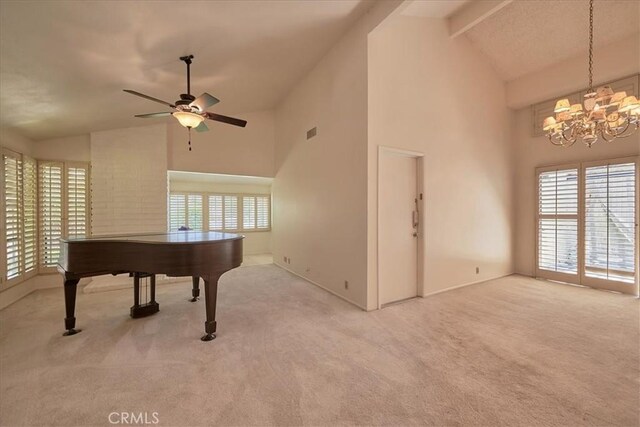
[401,0,469,18]
[465,0,640,81]
[0,0,372,140]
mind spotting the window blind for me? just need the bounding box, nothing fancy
[3,153,23,280]
[187,194,203,230]
[39,162,63,268]
[256,195,270,229]
[66,165,89,239]
[23,157,37,273]
[208,195,223,230]
[538,168,579,275]
[243,196,256,230]
[169,194,187,230]
[224,196,238,230]
[585,162,636,283]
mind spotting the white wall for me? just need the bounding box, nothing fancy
[513,110,639,277]
[91,124,168,235]
[367,16,514,309]
[272,0,403,309]
[0,127,34,155]
[32,134,91,162]
[168,110,275,178]
[169,179,272,255]
[511,33,640,277]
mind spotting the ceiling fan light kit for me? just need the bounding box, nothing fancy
[173,111,205,128]
[543,0,639,148]
[123,54,247,151]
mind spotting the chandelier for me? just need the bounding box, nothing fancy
[543,0,639,147]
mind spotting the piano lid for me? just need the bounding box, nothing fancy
[61,231,244,245]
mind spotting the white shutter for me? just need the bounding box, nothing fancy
[243,196,256,229]
[3,153,23,280]
[208,195,223,230]
[585,162,636,284]
[169,194,186,231]
[224,195,238,230]
[537,168,579,277]
[187,194,203,230]
[39,161,63,268]
[23,157,37,273]
[256,195,270,229]
[66,165,89,239]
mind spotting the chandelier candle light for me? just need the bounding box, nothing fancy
[543,0,639,147]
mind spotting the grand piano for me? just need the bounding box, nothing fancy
[57,231,243,341]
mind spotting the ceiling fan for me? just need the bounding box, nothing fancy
[123,55,247,149]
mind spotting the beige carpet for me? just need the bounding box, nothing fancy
[0,267,638,426]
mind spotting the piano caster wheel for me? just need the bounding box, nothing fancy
[201,333,216,342]
[190,297,199,302]
[63,328,81,336]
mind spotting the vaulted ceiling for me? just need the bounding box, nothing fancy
[1,0,638,141]
[0,0,372,140]
[464,0,639,81]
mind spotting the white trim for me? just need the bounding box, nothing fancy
[377,145,425,309]
[274,262,367,311]
[421,273,512,298]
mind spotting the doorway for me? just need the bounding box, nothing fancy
[378,147,423,307]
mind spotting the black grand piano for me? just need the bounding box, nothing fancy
[57,231,243,341]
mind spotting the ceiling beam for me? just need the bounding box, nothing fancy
[448,0,512,38]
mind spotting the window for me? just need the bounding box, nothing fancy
[169,192,270,232]
[584,162,636,284]
[537,167,579,277]
[1,150,37,284]
[38,161,90,270]
[243,195,270,230]
[536,157,638,295]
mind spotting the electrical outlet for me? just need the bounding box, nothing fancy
[344,280,349,290]
[476,267,480,274]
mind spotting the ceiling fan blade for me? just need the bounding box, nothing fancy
[190,92,220,112]
[123,89,175,108]
[194,122,209,133]
[204,112,247,128]
[134,112,173,118]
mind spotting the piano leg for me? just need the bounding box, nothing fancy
[62,278,81,336]
[191,276,200,302]
[201,273,222,341]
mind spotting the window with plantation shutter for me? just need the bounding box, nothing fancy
[66,165,89,239]
[536,158,638,295]
[39,162,63,268]
[224,195,238,230]
[187,194,203,230]
[3,152,23,281]
[243,196,256,230]
[170,191,270,233]
[23,157,37,273]
[256,196,270,229]
[537,168,579,278]
[208,195,223,230]
[169,194,186,230]
[585,162,636,284]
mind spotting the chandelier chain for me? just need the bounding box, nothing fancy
[588,0,593,93]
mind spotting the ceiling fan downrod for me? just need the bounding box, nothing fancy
[180,55,194,96]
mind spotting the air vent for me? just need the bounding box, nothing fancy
[306,127,317,140]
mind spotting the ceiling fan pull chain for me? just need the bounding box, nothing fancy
[188,127,192,151]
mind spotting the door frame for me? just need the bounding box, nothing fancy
[580,156,639,295]
[377,145,425,309]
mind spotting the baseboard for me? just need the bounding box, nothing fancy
[421,273,513,298]
[274,262,367,311]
